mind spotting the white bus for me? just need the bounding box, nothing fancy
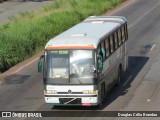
[38,16,128,107]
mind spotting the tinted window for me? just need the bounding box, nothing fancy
[114,32,118,49]
[121,25,125,42]
[118,29,122,45]
[109,35,114,53]
[105,38,110,57]
[101,41,106,61]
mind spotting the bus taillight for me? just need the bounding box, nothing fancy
[82,103,91,106]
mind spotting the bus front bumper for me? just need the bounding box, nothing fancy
[44,95,98,106]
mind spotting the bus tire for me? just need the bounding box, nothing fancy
[101,83,105,99]
[98,83,105,108]
[97,102,103,109]
[116,66,122,86]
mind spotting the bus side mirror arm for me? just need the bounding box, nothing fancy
[38,55,44,73]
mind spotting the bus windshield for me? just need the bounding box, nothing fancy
[44,50,96,84]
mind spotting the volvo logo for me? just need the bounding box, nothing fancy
[68,90,72,94]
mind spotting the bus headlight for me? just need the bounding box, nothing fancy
[44,90,57,94]
[83,90,96,94]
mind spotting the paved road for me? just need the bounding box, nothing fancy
[0,0,52,24]
[1,0,160,119]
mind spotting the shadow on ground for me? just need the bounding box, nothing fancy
[1,74,30,85]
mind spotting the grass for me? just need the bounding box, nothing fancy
[0,0,125,72]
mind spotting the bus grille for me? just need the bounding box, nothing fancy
[59,98,81,104]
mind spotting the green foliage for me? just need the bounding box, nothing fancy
[19,11,34,19]
[0,0,124,72]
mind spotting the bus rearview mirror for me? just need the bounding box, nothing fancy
[98,55,103,72]
[38,55,44,73]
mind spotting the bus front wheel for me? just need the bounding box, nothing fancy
[97,83,105,108]
[116,67,123,86]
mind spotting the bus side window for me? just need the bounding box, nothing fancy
[114,32,118,49]
[109,35,114,53]
[97,45,103,61]
[125,23,128,40]
[121,25,125,42]
[101,41,106,61]
[105,38,109,57]
[118,29,122,45]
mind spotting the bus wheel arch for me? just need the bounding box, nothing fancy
[101,82,106,99]
[116,64,123,86]
[97,82,105,108]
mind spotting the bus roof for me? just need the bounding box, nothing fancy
[45,16,126,49]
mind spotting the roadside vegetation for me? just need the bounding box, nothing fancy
[0,0,125,72]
